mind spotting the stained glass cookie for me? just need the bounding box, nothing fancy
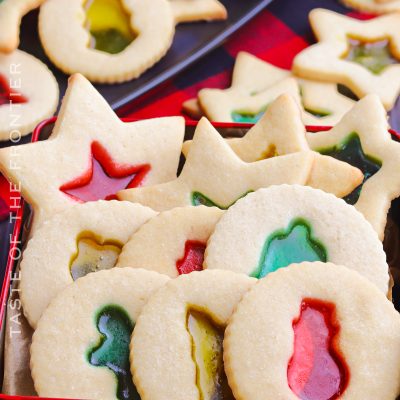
[306,94,400,240]
[117,205,223,277]
[30,268,169,399]
[20,200,156,329]
[293,9,400,111]
[224,262,400,400]
[118,117,363,211]
[205,185,389,294]
[0,0,45,53]
[131,269,255,400]
[169,0,227,23]
[341,0,400,14]
[39,0,176,83]
[0,74,184,232]
[0,50,58,140]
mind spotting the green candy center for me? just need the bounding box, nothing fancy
[343,36,398,75]
[253,219,327,278]
[318,133,382,205]
[88,305,139,400]
[70,234,122,281]
[304,107,331,118]
[231,105,268,124]
[187,309,234,400]
[84,0,137,54]
[191,191,252,210]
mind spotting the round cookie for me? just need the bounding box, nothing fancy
[205,185,389,294]
[131,270,256,400]
[39,0,175,83]
[117,205,224,277]
[223,262,400,400]
[30,268,169,400]
[341,0,400,14]
[0,50,58,140]
[20,200,156,329]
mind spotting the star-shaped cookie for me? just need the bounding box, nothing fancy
[0,74,184,231]
[293,9,400,111]
[341,0,400,14]
[118,116,363,211]
[306,94,400,240]
[169,0,227,23]
[183,52,355,126]
[0,0,45,53]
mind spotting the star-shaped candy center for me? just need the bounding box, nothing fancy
[288,299,349,400]
[253,219,327,279]
[60,141,150,202]
[176,240,206,275]
[84,0,137,54]
[318,133,382,205]
[0,74,28,106]
[343,36,398,75]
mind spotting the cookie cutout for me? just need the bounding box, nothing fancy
[293,9,400,110]
[20,200,156,328]
[205,185,389,294]
[169,0,227,23]
[117,205,223,277]
[30,268,169,399]
[0,50,58,140]
[39,0,175,83]
[341,0,400,14]
[0,74,184,231]
[131,269,255,400]
[182,95,363,197]
[183,52,355,126]
[0,0,45,53]
[306,94,400,240]
[224,262,400,400]
[118,117,362,211]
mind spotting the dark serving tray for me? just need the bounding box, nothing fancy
[18,0,274,111]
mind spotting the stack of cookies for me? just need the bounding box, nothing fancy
[0,71,400,399]
[183,8,400,129]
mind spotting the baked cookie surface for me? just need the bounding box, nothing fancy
[131,269,256,400]
[0,0,45,53]
[169,0,227,23]
[39,0,175,83]
[224,262,400,400]
[307,94,400,240]
[205,185,389,294]
[20,200,156,329]
[0,50,58,140]
[118,117,363,211]
[341,0,400,14]
[117,205,223,277]
[30,268,169,400]
[0,74,184,231]
[293,9,400,110]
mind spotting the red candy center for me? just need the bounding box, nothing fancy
[0,74,28,106]
[287,299,349,400]
[60,141,150,202]
[176,240,206,275]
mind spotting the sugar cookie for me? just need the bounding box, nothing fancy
[341,0,400,14]
[205,185,389,294]
[307,94,400,240]
[117,205,223,277]
[293,9,400,110]
[224,262,400,400]
[118,117,363,211]
[131,269,255,400]
[30,268,169,399]
[39,0,175,83]
[0,74,184,232]
[169,0,227,23]
[0,50,58,140]
[20,200,156,329]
